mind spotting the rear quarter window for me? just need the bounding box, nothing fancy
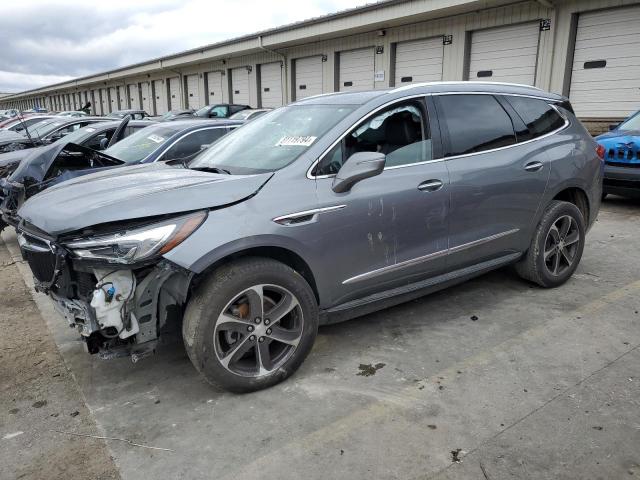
[437,94,516,157]
[505,96,565,141]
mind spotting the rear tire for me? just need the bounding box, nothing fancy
[515,200,586,288]
[183,257,318,393]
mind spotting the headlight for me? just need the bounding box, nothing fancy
[65,211,207,264]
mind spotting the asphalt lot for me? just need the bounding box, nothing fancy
[1,197,639,480]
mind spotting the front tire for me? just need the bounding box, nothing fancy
[515,200,586,288]
[183,257,319,393]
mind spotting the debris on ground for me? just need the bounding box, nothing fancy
[356,363,386,376]
[470,315,478,321]
[451,448,463,463]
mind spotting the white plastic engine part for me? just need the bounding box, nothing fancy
[90,270,139,339]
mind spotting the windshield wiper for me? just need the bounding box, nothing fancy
[191,166,231,175]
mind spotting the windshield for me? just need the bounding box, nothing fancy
[190,104,355,173]
[194,106,211,117]
[104,123,182,163]
[617,112,640,131]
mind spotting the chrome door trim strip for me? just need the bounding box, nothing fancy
[342,248,448,285]
[272,205,346,225]
[448,228,520,254]
[342,228,520,285]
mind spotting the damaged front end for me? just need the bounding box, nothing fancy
[17,211,205,361]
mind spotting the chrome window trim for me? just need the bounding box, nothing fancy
[154,126,229,162]
[272,205,346,225]
[307,91,568,179]
[342,228,519,285]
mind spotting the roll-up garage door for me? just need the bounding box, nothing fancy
[100,88,109,114]
[394,37,443,85]
[231,67,250,105]
[339,48,375,92]
[185,74,200,108]
[168,77,181,110]
[294,56,323,100]
[128,83,140,109]
[569,6,640,119]
[91,90,100,114]
[108,87,118,113]
[141,82,153,113]
[117,85,127,109]
[153,79,167,115]
[205,71,223,105]
[468,22,540,85]
[259,62,283,108]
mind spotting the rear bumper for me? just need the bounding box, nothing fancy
[603,163,640,197]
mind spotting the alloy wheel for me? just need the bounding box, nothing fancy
[214,284,304,377]
[543,215,581,277]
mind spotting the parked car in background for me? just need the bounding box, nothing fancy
[2,118,241,230]
[156,109,195,121]
[0,109,19,118]
[0,115,56,136]
[14,83,601,393]
[0,116,108,153]
[56,111,89,117]
[107,109,151,120]
[0,118,155,230]
[229,108,272,121]
[193,103,250,119]
[596,109,640,198]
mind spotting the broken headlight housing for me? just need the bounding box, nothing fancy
[64,211,207,264]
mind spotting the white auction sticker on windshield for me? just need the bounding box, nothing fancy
[147,134,165,143]
[84,128,96,132]
[276,136,317,147]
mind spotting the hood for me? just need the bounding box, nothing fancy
[595,130,640,142]
[18,162,273,235]
[0,147,38,169]
[0,130,29,145]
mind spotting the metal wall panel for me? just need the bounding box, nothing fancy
[468,22,540,85]
[128,83,140,109]
[117,85,127,109]
[141,82,153,112]
[108,87,118,113]
[259,62,283,108]
[294,56,323,100]
[168,77,181,110]
[339,47,375,92]
[569,5,640,118]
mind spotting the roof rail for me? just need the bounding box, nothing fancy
[390,81,544,94]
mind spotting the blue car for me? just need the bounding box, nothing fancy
[596,110,640,198]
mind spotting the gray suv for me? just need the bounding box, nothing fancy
[16,82,603,392]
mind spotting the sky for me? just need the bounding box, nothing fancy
[0,0,370,93]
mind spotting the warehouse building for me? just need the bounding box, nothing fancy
[2,0,639,133]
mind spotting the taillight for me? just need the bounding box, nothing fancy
[596,144,605,160]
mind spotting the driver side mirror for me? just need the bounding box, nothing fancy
[210,111,219,118]
[99,137,109,150]
[331,152,386,193]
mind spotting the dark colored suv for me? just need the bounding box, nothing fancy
[16,82,602,393]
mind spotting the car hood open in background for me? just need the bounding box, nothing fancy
[18,163,273,235]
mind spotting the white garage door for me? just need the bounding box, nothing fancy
[185,74,201,108]
[141,82,153,113]
[339,48,375,92]
[231,67,250,105]
[153,79,167,115]
[394,37,443,85]
[168,77,181,110]
[108,87,117,113]
[468,22,540,85]
[128,83,140,109]
[570,6,640,118]
[118,85,127,109]
[294,56,323,100]
[100,88,109,114]
[206,71,224,105]
[91,90,100,114]
[259,62,283,108]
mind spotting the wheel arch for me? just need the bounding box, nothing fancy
[191,244,320,305]
[551,186,590,224]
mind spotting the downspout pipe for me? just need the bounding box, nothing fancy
[258,35,288,105]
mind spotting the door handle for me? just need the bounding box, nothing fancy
[524,161,544,172]
[417,179,443,192]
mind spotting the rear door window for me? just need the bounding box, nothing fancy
[160,128,226,161]
[505,96,565,142]
[437,94,516,157]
